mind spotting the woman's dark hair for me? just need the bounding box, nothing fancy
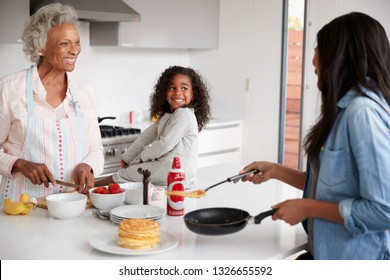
[150,66,211,132]
[304,12,390,161]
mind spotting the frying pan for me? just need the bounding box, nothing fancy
[184,207,277,235]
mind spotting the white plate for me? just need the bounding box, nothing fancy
[89,230,178,255]
[109,213,165,220]
[110,216,166,224]
[110,205,166,219]
[110,214,165,221]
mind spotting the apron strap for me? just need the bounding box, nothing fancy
[27,66,83,117]
[69,80,82,117]
[26,66,35,117]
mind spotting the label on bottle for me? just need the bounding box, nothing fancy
[167,172,185,216]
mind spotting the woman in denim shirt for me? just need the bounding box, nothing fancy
[239,12,390,259]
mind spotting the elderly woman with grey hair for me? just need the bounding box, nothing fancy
[0,3,103,204]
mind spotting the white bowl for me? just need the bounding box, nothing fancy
[89,187,126,210]
[46,193,87,219]
[120,182,154,205]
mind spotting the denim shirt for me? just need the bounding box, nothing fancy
[308,87,390,259]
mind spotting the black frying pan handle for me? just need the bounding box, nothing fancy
[98,116,116,123]
[226,170,258,182]
[254,209,277,224]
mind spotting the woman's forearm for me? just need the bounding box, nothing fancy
[272,163,306,190]
[307,199,343,224]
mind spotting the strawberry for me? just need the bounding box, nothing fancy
[101,188,111,194]
[94,187,105,194]
[109,183,122,194]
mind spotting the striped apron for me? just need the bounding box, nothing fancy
[0,66,89,202]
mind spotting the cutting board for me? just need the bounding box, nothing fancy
[36,196,93,209]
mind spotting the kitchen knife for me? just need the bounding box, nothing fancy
[55,180,81,190]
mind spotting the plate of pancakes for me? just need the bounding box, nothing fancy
[109,205,166,224]
[89,218,178,255]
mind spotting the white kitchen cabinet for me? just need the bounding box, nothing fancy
[0,0,29,43]
[90,0,219,49]
[198,120,243,168]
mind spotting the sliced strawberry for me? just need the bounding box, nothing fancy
[109,183,121,194]
[94,187,105,194]
[101,188,111,194]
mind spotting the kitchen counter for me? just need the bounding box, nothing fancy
[0,163,307,260]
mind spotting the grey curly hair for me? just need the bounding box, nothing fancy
[22,3,79,63]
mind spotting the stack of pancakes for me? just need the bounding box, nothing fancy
[117,218,161,250]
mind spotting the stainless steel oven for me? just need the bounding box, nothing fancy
[97,122,141,178]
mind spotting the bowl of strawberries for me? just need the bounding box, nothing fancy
[89,183,125,210]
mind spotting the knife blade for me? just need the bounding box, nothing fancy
[55,180,80,190]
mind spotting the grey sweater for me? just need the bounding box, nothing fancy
[113,108,199,188]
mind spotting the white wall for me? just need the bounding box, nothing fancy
[245,0,284,164]
[191,0,284,165]
[190,0,252,120]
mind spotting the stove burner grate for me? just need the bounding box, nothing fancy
[99,125,141,138]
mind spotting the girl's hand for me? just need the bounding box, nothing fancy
[11,159,56,188]
[120,160,129,169]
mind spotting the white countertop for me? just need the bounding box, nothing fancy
[0,163,307,260]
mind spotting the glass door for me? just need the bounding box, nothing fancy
[280,0,305,169]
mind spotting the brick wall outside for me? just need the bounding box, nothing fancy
[284,29,303,169]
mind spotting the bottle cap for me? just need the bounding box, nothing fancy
[172,157,181,169]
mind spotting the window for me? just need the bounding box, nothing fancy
[280,0,305,169]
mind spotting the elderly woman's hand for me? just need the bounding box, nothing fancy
[73,163,94,194]
[11,159,56,188]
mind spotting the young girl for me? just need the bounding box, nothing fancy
[95,66,211,188]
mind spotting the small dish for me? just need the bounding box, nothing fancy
[89,187,126,211]
[120,182,154,205]
[46,193,87,219]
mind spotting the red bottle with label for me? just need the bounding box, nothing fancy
[167,157,185,216]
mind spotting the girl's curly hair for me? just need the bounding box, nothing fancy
[150,66,211,132]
